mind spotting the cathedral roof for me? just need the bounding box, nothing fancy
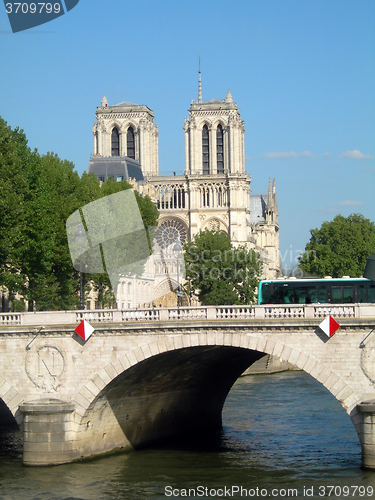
[189,89,238,111]
[87,156,144,183]
[250,195,267,224]
[113,100,138,107]
[203,98,225,104]
[96,98,155,119]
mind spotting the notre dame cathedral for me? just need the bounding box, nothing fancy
[88,72,280,308]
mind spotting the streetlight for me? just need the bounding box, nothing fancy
[75,223,85,310]
[173,239,182,308]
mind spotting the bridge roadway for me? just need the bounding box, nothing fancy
[0,303,375,468]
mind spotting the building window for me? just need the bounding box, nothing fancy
[97,175,105,183]
[111,127,120,156]
[217,124,224,174]
[127,127,135,159]
[218,187,222,206]
[202,125,209,174]
[117,175,124,182]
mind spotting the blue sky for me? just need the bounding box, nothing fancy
[1,0,374,271]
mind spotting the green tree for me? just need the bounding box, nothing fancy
[19,152,83,310]
[0,118,38,305]
[298,214,375,278]
[0,116,159,311]
[183,229,262,305]
[79,176,159,309]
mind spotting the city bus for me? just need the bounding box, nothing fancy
[258,278,375,305]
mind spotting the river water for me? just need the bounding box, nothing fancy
[0,371,374,500]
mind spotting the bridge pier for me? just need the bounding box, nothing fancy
[357,401,375,469]
[19,399,78,466]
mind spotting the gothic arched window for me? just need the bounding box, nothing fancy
[111,127,119,156]
[218,187,222,206]
[202,125,209,174]
[127,127,135,159]
[217,124,224,174]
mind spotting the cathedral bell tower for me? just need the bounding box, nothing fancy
[181,71,251,245]
[92,95,159,177]
[184,88,246,176]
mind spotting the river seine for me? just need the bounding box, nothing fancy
[0,371,374,500]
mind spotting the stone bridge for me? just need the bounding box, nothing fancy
[0,304,375,468]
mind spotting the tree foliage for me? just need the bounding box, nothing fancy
[81,177,159,309]
[0,117,159,311]
[298,214,375,278]
[183,229,263,305]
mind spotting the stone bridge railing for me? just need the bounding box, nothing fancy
[0,303,374,327]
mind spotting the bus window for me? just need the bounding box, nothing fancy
[305,287,317,303]
[274,285,289,304]
[318,286,328,303]
[343,286,354,303]
[259,279,375,305]
[260,284,272,304]
[293,288,304,304]
[332,287,342,303]
[295,286,315,304]
[357,285,367,303]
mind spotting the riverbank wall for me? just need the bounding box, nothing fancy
[242,354,299,375]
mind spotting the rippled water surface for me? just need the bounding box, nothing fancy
[0,371,373,500]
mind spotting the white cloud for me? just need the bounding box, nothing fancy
[263,151,314,159]
[317,200,365,213]
[316,205,338,214]
[339,150,374,160]
[322,152,330,157]
[337,200,364,207]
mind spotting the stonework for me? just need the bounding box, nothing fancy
[90,78,281,307]
[1,311,374,466]
[92,96,159,177]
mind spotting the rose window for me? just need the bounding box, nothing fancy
[156,220,187,249]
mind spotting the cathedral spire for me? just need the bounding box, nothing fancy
[267,177,274,210]
[225,89,233,103]
[272,178,279,217]
[101,93,108,107]
[265,178,279,223]
[198,56,202,103]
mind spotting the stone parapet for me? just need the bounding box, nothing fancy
[0,303,374,328]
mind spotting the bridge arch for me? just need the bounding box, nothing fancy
[74,331,361,460]
[0,375,22,425]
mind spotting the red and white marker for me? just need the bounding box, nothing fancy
[75,320,94,341]
[319,315,340,338]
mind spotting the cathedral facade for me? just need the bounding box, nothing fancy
[88,77,280,307]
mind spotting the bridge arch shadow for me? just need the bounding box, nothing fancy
[0,377,21,449]
[75,332,361,459]
[0,375,22,424]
